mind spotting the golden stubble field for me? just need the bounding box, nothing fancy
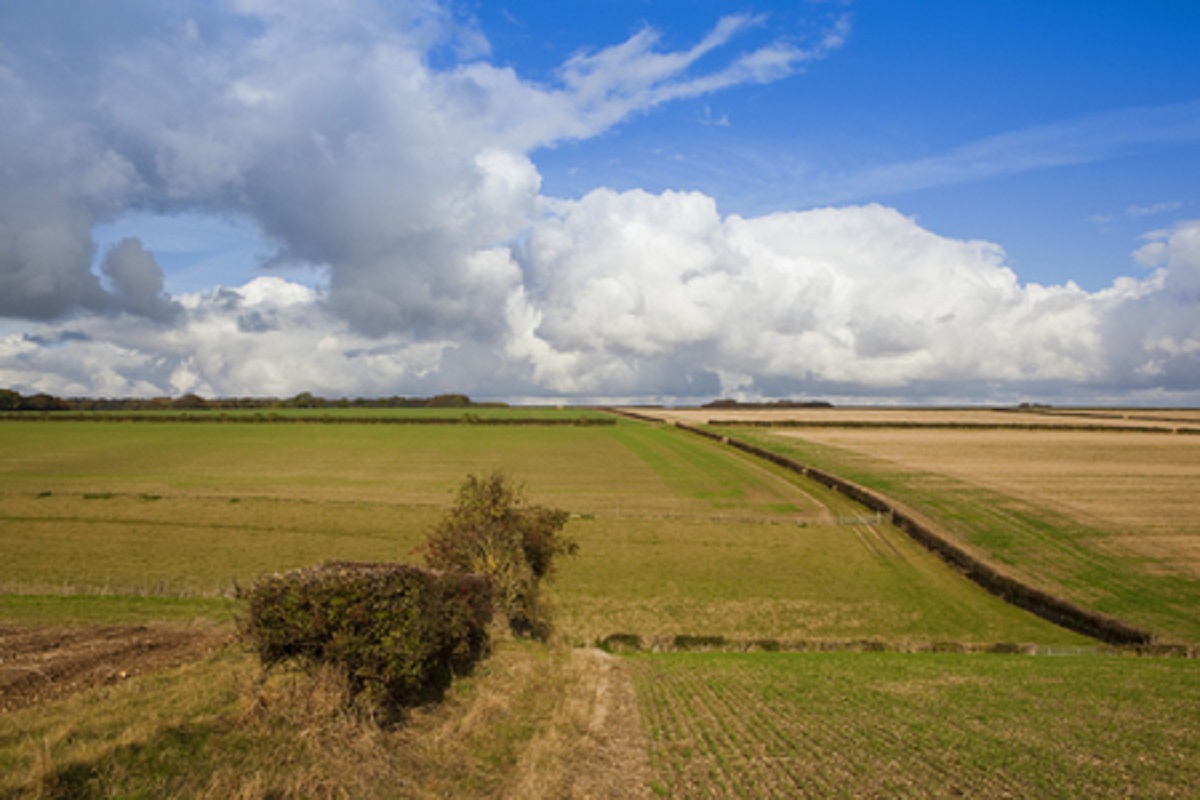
[777,427,1200,579]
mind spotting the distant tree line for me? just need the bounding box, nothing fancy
[0,388,505,412]
[0,389,71,411]
[703,398,834,409]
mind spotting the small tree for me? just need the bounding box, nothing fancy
[424,472,575,639]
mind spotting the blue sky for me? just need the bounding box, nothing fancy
[515,0,1200,289]
[3,1,1200,403]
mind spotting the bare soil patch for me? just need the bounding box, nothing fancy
[0,622,230,711]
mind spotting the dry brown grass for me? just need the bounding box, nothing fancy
[507,649,653,799]
[0,635,654,799]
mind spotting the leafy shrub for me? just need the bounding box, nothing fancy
[424,472,575,639]
[240,561,492,719]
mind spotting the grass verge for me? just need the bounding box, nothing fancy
[0,638,645,799]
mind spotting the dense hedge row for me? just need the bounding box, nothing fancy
[240,562,493,717]
[675,422,1156,647]
[597,633,1197,657]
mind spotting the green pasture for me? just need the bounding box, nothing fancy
[717,426,1200,642]
[0,417,1080,643]
[631,650,1200,797]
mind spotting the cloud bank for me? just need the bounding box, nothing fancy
[1,2,1198,403]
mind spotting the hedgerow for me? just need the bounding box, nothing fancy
[423,472,575,639]
[240,561,492,719]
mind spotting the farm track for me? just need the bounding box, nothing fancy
[850,522,906,562]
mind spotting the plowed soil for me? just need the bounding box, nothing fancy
[0,623,230,712]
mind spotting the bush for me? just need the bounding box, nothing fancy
[423,472,575,639]
[240,561,493,719]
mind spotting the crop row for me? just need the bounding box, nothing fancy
[630,651,1200,798]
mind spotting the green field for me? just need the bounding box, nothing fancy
[0,419,1078,644]
[632,650,1200,797]
[2,412,1196,797]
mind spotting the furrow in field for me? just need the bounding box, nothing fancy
[633,662,737,798]
[682,667,805,797]
[701,661,864,796]
[729,675,866,793]
[664,667,748,798]
[631,662,689,793]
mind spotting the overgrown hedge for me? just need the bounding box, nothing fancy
[240,561,493,717]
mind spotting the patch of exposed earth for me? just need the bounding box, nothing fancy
[0,623,231,712]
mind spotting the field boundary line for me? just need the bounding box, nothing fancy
[596,633,1198,658]
[606,409,1157,647]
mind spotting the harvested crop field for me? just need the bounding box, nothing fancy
[778,427,1200,557]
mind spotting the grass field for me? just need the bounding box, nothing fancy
[0,418,1075,643]
[631,650,1200,798]
[1,406,614,422]
[2,410,1196,797]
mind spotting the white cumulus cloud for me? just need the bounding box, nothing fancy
[1,2,1198,404]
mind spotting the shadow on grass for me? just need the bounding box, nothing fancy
[29,721,234,800]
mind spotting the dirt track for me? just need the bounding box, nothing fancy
[0,623,230,712]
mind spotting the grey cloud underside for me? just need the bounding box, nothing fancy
[0,2,1198,402]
